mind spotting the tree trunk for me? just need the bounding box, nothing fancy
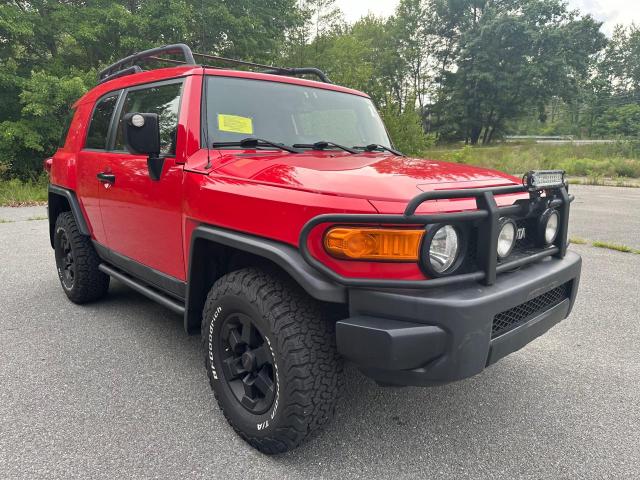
[469,125,482,145]
[486,126,497,144]
[482,127,490,145]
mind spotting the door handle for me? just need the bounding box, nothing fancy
[97,172,116,184]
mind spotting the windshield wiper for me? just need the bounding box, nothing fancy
[292,141,358,154]
[211,137,301,154]
[354,144,404,156]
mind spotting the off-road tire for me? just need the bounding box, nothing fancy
[53,212,109,303]
[202,267,343,454]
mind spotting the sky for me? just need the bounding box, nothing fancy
[334,0,640,35]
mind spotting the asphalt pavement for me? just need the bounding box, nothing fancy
[1,186,639,479]
[569,185,640,250]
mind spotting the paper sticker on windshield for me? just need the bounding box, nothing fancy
[218,114,253,134]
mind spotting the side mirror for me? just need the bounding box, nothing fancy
[122,112,164,181]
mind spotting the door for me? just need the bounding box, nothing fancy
[98,80,186,281]
[76,92,122,244]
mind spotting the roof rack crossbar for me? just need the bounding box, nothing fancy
[192,52,332,83]
[192,52,276,71]
[262,67,331,84]
[147,56,190,65]
[98,44,332,84]
[100,65,143,84]
[98,43,196,83]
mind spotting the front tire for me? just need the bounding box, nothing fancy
[53,212,109,303]
[202,268,342,454]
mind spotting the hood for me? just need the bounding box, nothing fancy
[211,151,519,203]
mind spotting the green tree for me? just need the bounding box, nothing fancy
[594,104,640,138]
[0,0,304,178]
[0,0,628,177]
[430,0,605,144]
[381,98,435,155]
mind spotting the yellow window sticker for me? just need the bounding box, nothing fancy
[218,114,253,134]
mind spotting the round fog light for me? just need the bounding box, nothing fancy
[543,210,559,245]
[427,225,461,274]
[497,219,517,259]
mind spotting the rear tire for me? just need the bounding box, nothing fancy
[53,212,109,303]
[202,267,342,454]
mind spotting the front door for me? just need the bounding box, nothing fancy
[99,80,185,281]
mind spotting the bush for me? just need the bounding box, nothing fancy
[381,100,435,156]
[0,175,49,206]
[594,104,640,138]
[422,142,640,178]
[558,157,640,178]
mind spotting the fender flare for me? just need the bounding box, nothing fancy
[184,225,347,333]
[48,185,91,246]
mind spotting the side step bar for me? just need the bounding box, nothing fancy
[98,264,185,315]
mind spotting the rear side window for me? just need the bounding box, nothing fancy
[85,95,118,149]
[113,82,182,155]
[59,109,76,148]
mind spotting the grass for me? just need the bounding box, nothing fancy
[0,218,12,223]
[571,237,640,255]
[568,176,640,188]
[569,237,588,245]
[422,141,640,179]
[592,241,640,255]
[0,176,48,206]
[27,215,47,221]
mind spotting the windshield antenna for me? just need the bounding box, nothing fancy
[202,67,212,169]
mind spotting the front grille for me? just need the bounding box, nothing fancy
[491,282,571,338]
[514,218,536,251]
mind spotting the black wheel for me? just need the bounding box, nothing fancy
[202,268,343,454]
[54,212,109,303]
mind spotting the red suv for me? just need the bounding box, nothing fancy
[47,44,582,454]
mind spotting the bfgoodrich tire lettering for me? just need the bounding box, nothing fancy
[202,267,343,454]
[53,212,109,303]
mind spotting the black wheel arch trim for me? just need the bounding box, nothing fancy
[48,184,91,247]
[184,224,347,334]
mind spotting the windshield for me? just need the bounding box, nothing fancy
[203,76,391,149]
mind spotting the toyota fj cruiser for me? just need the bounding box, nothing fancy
[46,44,582,454]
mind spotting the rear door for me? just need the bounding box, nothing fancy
[76,91,122,244]
[99,79,186,281]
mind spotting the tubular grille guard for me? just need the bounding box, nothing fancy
[492,282,572,338]
[298,184,573,289]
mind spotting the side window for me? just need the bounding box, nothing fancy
[59,108,76,148]
[85,95,118,149]
[114,82,182,155]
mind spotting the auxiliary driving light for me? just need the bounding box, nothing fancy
[524,170,565,191]
[539,209,560,246]
[497,218,517,259]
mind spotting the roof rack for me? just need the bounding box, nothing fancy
[97,43,332,85]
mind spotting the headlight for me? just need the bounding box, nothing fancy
[539,209,560,245]
[427,225,461,274]
[497,218,517,259]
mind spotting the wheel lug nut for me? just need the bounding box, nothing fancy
[241,351,256,372]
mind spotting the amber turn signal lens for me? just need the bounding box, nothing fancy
[324,227,424,261]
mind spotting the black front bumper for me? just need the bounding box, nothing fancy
[337,251,582,386]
